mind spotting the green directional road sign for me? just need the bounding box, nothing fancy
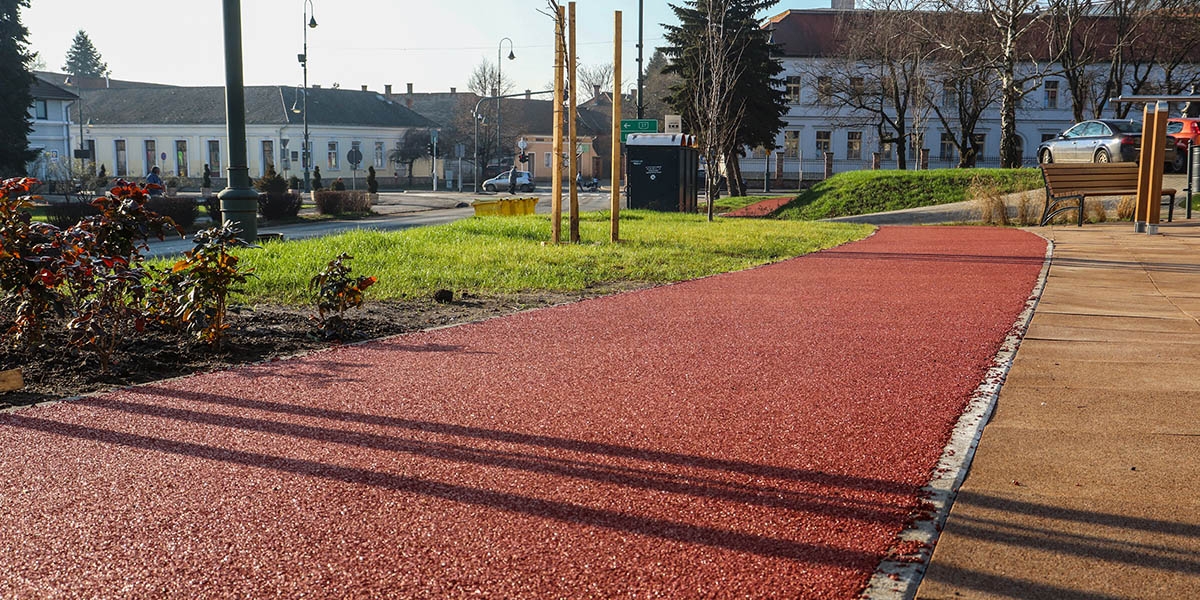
[620,119,659,143]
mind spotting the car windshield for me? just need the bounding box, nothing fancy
[1168,122,1183,134]
[1108,121,1141,134]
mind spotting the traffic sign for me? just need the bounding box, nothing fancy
[347,148,363,167]
[620,119,658,142]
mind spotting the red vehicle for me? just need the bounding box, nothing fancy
[1167,118,1200,172]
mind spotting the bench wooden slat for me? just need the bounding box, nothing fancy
[1039,164,1176,227]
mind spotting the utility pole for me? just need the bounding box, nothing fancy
[637,0,644,119]
[611,10,622,243]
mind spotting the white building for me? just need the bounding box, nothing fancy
[752,8,1197,182]
[26,75,77,182]
[62,79,435,187]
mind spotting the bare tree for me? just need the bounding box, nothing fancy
[467,59,516,97]
[578,63,615,99]
[687,2,748,216]
[804,6,933,169]
[938,0,1057,167]
[917,10,1001,167]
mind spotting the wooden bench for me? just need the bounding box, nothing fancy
[1040,163,1177,226]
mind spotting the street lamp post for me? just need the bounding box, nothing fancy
[299,0,317,194]
[497,38,515,167]
[219,0,260,241]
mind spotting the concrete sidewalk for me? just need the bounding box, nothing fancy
[918,220,1200,598]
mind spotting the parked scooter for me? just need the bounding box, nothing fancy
[576,175,600,192]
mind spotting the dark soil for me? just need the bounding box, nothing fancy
[0,284,650,410]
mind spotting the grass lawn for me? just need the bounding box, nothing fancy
[772,168,1044,220]
[223,210,872,304]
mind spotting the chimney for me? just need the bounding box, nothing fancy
[406,83,413,94]
[450,87,456,94]
[406,83,414,108]
[593,84,601,98]
[831,0,854,8]
[491,87,498,98]
[361,85,368,92]
[385,84,392,98]
[525,89,531,100]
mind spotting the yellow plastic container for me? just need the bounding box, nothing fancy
[471,199,501,216]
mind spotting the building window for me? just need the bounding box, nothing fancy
[942,80,957,108]
[327,141,339,169]
[115,140,127,177]
[940,133,956,161]
[544,152,551,168]
[374,141,385,168]
[849,77,864,102]
[143,140,157,175]
[846,132,862,160]
[881,142,894,161]
[175,140,188,177]
[786,76,802,104]
[1044,80,1059,109]
[816,77,832,105]
[261,140,275,175]
[783,130,799,158]
[34,100,48,120]
[815,130,831,154]
[207,140,221,174]
[85,139,96,169]
[972,133,986,158]
[1041,132,1057,143]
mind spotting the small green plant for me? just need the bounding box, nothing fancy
[311,165,323,190]
[65,255,148,372]
[171,222,257,349]
[146,196,200,229]
[310,253,376,339]
[288,175,301,190]
[202,164,213,190]
[366,166,378,194]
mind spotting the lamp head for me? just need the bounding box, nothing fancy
[507,50,516,61]
[309,16,318,28]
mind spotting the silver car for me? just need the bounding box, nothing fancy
[483,169,534,192]
[1037,119,1176,168]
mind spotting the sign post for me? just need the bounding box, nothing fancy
[346,147,363,190]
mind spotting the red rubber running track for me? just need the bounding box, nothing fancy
[0,226,1046,599]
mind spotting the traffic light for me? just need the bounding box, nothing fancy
[426,143,434,156]
[519,152,529,163]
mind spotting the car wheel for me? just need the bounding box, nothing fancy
[484,184,496,192]
[1094,148,1112,163]
[1039,149,1053,164]
[1173,152,1187,174]
[521,184,534,192]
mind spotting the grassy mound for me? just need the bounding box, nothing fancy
[772,168,1043,220]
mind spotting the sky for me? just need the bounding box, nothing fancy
[22,0,824,95]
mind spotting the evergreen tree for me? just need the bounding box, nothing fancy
[0,0,36,176]
[62,30,107,77]
[661,0,788,195]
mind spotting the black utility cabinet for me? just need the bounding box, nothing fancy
[626,134,698,212]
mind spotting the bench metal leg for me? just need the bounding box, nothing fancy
[1040,195,1085,227]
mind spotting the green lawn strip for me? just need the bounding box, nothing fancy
[214,210,870,305]
[772,168,1044,220]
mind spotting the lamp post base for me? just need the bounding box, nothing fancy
[218,181,259,241]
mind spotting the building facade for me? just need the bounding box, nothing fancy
[26,75,78,181]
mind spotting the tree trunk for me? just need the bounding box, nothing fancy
[406,160,416,187]
[999,82,1022,168]
[726,153,745,198]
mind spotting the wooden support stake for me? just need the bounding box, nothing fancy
[1135,102,1155,231]
[551,5,565,244]
[1146,100,1169,231]
[568,1,580,244]
[0,368,24,393]
[610,10,622,243]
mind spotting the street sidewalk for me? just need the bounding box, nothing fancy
[918,219,1200,598]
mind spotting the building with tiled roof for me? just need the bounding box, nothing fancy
[26,74,78,181]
